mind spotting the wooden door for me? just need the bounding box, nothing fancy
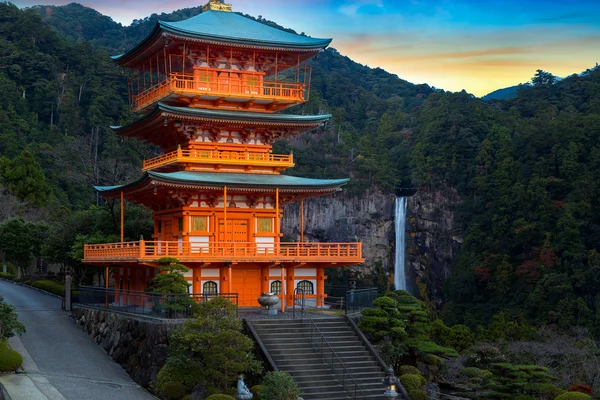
[231,269,261,306]
[218,219,248,243]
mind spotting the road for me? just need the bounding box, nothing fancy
[0,280,155,400]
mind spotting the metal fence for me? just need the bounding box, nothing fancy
[77,286,238,319]
[344,288,379,314]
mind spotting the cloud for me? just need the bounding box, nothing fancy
[338,0,384,16]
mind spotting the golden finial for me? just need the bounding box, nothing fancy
[203,0,232,12]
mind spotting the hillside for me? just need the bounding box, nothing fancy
[481,83,529,100]
[2,2,600,344]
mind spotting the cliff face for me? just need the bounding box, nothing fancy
[407,187,463,306]
[282,186,463,304]
[282,189,396,284]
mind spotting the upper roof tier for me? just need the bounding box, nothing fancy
[113,8,332,67]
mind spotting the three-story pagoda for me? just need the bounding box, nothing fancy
[83,0,364,308]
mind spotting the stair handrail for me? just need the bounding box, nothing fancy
[301,313,368,399]
[292,287,306,319]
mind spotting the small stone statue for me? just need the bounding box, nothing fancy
[237,375,253,400]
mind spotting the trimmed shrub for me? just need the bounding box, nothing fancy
[460,367,487,378]
[0,272,15,280]
[399,374,425,392]
[261,371,301,400]
[24,280,32,285]
[252,384,263,400]
[205,395,236,400]
[156,362,203,392]
[421,353,442,366]
[408,390,428,400]
[161,381,186,400]
[32,280,65,296]
[400,365,422,376]
[551,388,568,399]
[554,393,591,400]
[0,340,23,371]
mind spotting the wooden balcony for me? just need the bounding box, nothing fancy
[83,241,363,265]
[132,72,307,112]
[142,148,294,172]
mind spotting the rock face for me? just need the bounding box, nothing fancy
[71,307,178,388]
[407,187,463,305]
[282,189,396,283]
[282,186,463,304]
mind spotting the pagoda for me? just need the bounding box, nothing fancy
[83,0,364,308]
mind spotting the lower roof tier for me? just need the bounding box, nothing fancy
[112,103,331,149]
[95,171,349,208]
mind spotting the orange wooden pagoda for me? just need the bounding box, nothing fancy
[83,0,364,308]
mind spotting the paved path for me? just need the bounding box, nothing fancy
[0,280,155,400]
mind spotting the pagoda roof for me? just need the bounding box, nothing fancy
[95,171,348,196]
[113,10,332,66]
[111,103,330,147]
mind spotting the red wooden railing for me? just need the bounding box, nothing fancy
[84,241,363,263]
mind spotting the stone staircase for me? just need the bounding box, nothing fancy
[248,317,387,399]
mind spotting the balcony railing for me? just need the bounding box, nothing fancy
[132,72,307,111]
[142,148,294,171]
[84,241,363,264]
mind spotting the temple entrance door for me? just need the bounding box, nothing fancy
[218,219,248,256]
[231,269,261,306]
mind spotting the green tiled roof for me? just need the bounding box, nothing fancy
[113,10,331,64]
[95,171,349,193]
[110,103,331,132]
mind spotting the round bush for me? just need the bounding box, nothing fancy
[421,353,442,366]
[408,390,428,400]
[205,395,236,400]
[400,365,422,376]
[24,280,32,285]
[0,342,23,372]
[156,362,203,392]
[252,384,263,399]
[162,381,186,400]
[399,374,425,392]
[555,393,591,400]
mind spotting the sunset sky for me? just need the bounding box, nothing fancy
[12,0,600,96]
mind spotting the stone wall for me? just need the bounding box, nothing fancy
[71,306,180,388]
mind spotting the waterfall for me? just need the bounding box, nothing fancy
[394,197,407,291]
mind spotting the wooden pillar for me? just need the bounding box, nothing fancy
[300,199,304,243]
[275,188,280,246]
[120,191,124,242]
[280,265,285,312]
[317,267,325,307]
[105,266,109,308]
[223,186,227,244]
[286,265,295,306]
[192,267,201,295]
[261,267,269,293]
[227,263,232,294]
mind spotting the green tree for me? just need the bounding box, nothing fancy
[0,151,52,206]
[167,297,261,394]
[0,295,26,340]
[146,257,190,294]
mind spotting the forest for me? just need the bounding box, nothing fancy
[1,0,600,372]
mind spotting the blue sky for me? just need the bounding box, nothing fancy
[12,0,600,95]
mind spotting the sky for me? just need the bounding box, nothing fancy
[12,0,600,96]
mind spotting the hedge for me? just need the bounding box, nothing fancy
[31,280,65,296]
[555,393,591,400]
[0,272,15,280]
[0,339,23,372]
[408,390,428,400]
